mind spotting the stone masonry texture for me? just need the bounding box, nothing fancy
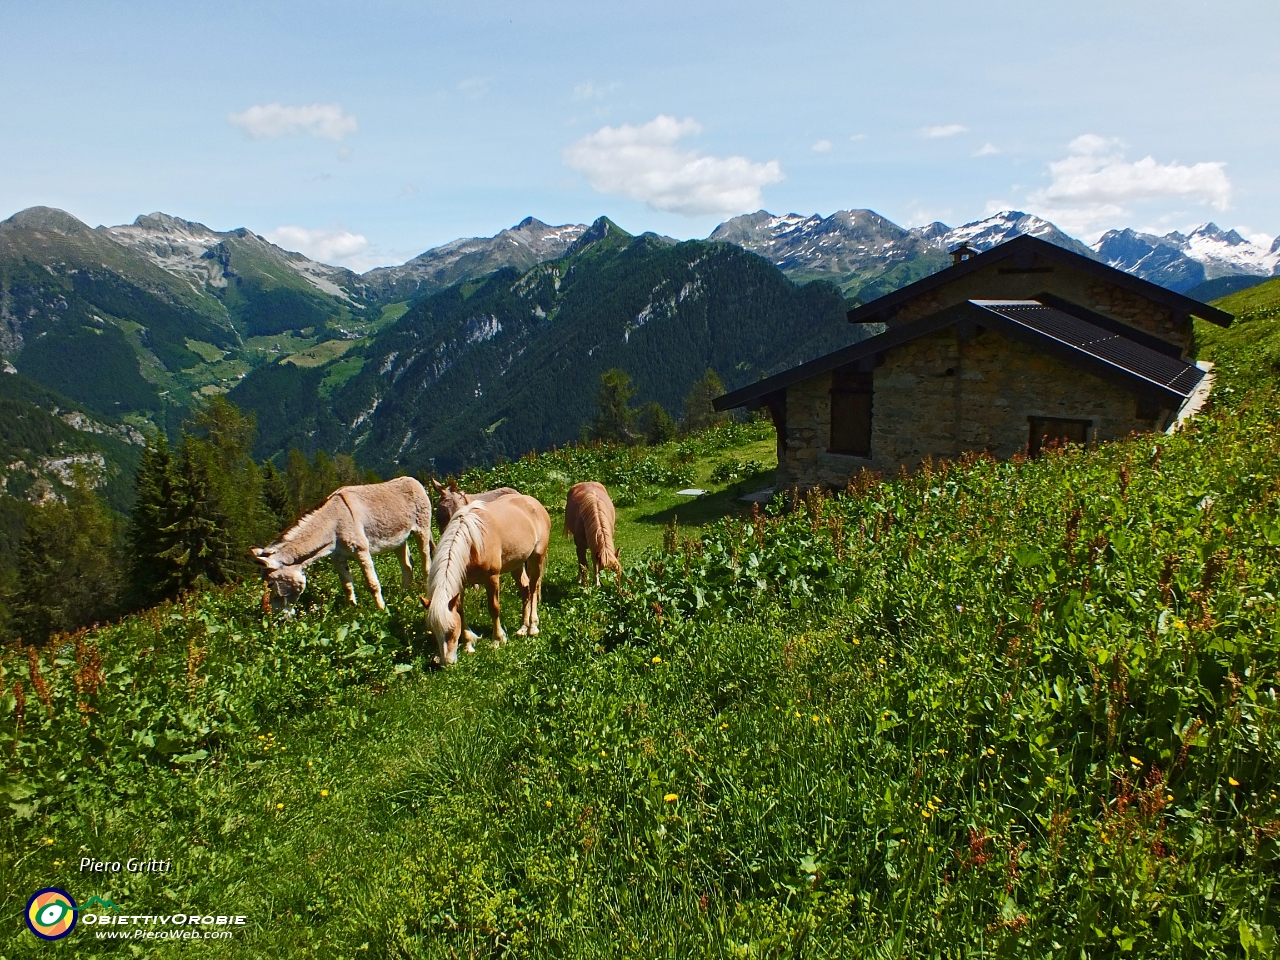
[776,326,1163,491]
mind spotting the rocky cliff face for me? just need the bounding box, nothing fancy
[360,217,588,302]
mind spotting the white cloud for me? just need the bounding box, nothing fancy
[920,124,967,139]
[266,226,371,269]
[973,142,1000,157]
[1027,134,1231,235]
[228,103,357,141]
[563,115,784,217]
[573,81,619,101]
[457,77,492,99]
[1238,227,1276,248]
[849,133,868,142]
[812,139,833,153]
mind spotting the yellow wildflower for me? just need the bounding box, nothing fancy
[664,793,678,803]
[1129,756,1142,766]
[1229,777,1240,786]
[545,800,553,808]
[652,656,662,664]
[276,803,284,810]
[320,790,329,798]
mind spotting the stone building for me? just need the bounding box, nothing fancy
[713,235,1231,490]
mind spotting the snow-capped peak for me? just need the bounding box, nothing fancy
[1180,223,1279,276]
[938,211,1094,257]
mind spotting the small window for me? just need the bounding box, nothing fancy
[1028,417,1090,457]
[830,368,872,457]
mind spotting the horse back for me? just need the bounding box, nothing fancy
[335,477,432,548]
[566,481,615,544]
[480,494,551,569]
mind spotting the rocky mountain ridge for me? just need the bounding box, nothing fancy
[710,207,1277,299]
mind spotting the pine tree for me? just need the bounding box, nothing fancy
[590,368,638,444]
[639,401,677,445]
[183,397,275,568]
[11,476,123,643]
[681,368,727,435]
[128,436,183,608]
[157,447,233,594]
[261,460,294,530]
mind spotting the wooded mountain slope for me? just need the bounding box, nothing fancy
[231,219,867,473]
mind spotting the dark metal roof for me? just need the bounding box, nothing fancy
[714,298,1206,412]
[969,301,1206,397]
[845,234,1233,328]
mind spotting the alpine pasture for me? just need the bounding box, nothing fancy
[2,284,1280,955]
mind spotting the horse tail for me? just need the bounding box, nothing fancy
[583,488,618,570]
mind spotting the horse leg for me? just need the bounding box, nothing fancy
[334,557,358,605]
[459,600,476,654]
[356,548,386,610]
[486,574,506,646]
[515,566,532,636]
[523,552,545,637]
[414,528,432,582]
[592,549,602,587]
[398,540,413,591]
[576,538,589,587]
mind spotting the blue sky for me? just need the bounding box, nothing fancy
[2,0,1277,269]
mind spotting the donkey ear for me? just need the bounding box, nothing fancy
[448,480,458,492]
[430,478,445,493]
[250,550,276,569]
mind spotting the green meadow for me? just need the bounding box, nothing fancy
[2,283,1280,957]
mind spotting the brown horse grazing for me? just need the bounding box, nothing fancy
[429,478,520,534]
[251,476,433,614]
[564,481,620,586]
[423,494,550,665]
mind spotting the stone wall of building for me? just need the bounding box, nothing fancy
[778,325,1165,490]
[890,262,1190,354]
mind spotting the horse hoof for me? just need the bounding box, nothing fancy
[529,626,540,637]
[515,626,529,637]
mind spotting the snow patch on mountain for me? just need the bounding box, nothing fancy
[934,211,1095,258]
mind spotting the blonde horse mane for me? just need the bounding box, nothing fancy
[426,503,486,635]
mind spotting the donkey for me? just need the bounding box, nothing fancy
[429,478,520,534]
[422,494,550,665]
[251,476,433,614]
[564,481,620,586]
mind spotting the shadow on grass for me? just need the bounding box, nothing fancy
[636,471,775,527]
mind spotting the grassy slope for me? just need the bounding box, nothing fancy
[3,286,1280,956]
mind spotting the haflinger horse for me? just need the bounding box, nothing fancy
[251,476,433,614]
[564,481,620,586]
[422,493,550,665]
[429,478,519,533]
